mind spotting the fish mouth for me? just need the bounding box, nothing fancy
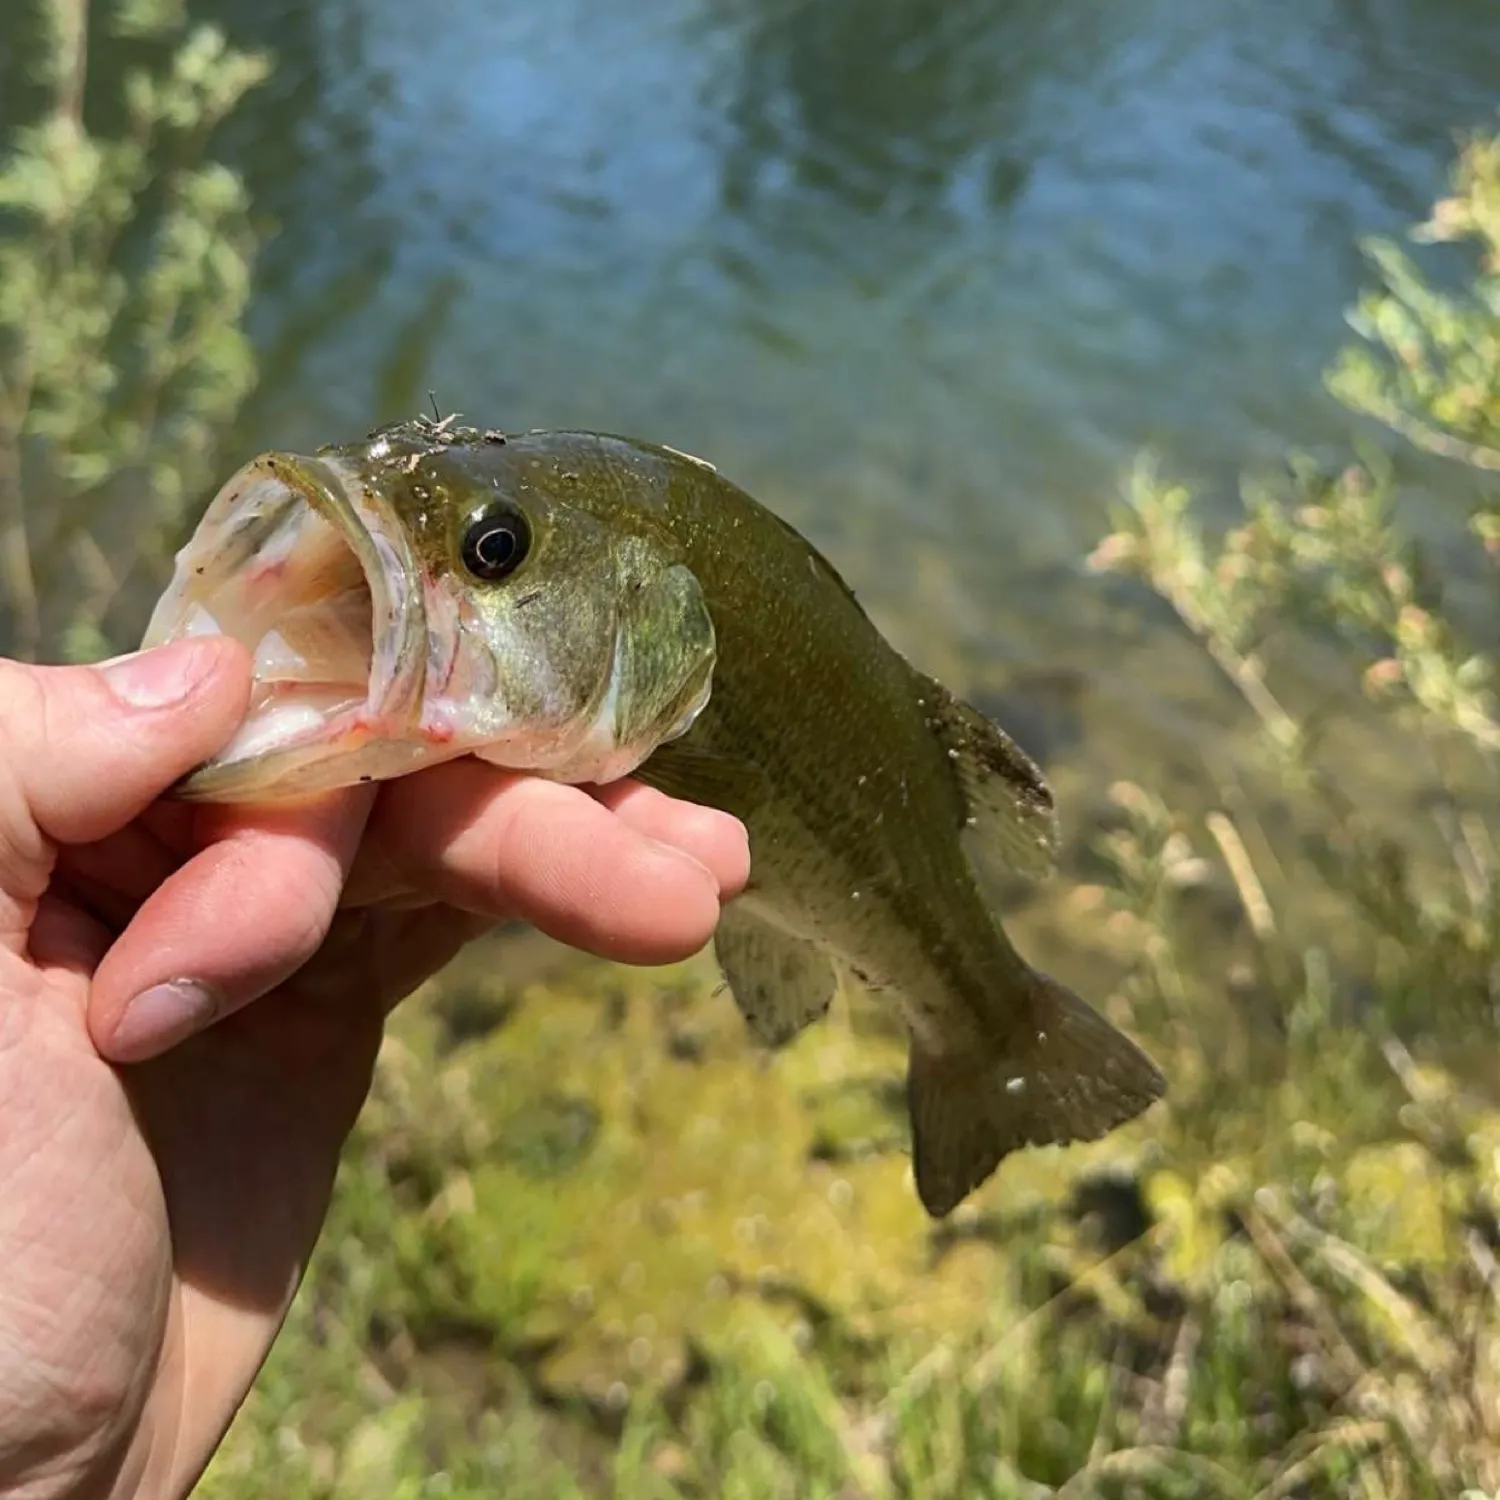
[143,451,437,802]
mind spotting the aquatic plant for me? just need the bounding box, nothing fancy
[0,0,267,661]
[1070,123,1500,1498]
[1328,125,1500,481]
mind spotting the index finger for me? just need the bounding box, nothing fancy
[345,759,748,966]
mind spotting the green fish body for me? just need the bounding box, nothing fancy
[144,417,1164,1215]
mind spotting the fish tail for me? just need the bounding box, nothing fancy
[906,967,1165,1218]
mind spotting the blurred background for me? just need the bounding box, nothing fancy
[5,0,1500,1495]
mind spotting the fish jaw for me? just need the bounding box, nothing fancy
[143,451,455,803]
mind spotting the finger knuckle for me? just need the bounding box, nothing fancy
[0,669,51,905]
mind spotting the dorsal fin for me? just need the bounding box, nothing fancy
[918,673,1060,881]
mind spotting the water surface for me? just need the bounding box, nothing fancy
[15,0,1500,769]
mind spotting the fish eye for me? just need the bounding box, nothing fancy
[460,504,531,582]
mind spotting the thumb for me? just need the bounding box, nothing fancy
[0,637,252,851]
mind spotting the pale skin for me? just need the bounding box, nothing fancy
[0,635,750,1500]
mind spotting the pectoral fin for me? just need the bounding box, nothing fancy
[714,903,838,1048]
[634,740,771,819]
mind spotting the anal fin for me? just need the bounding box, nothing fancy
[714,902,838,1049]
[907,969,1165,1218]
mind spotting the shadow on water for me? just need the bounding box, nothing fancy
[706,0,1046,225]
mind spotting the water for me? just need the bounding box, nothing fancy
[12,0,1500,764]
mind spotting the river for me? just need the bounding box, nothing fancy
[9,0,1500,781]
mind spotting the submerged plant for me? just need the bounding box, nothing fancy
[1080,120,1500,1497]
[1328,125,1500,479]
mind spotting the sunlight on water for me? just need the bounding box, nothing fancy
[11,0,1500,752]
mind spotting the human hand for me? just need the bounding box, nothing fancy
[0,636,748,1499]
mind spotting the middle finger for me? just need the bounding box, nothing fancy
[346,759,744,965]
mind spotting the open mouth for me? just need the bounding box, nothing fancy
[143,452,434,801]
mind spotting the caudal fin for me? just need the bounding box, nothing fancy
[907,970,1165,1218]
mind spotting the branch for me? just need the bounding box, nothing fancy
[1356,392,1500,473]
[51,0,91,131]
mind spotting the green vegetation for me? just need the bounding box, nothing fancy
[193,131,1500,1498]
[5,6,1500,1492]
[0,0,266,663]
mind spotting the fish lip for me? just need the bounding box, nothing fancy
[273,451,430,728]
[143,450,429,795]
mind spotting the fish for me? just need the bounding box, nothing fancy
[143,414,1165,1217]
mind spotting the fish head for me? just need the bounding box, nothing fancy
[143,419,717,802]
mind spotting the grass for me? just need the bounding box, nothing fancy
[192,801,1500,1499]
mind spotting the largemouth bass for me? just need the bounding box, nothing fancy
[144,415,1165,1216]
